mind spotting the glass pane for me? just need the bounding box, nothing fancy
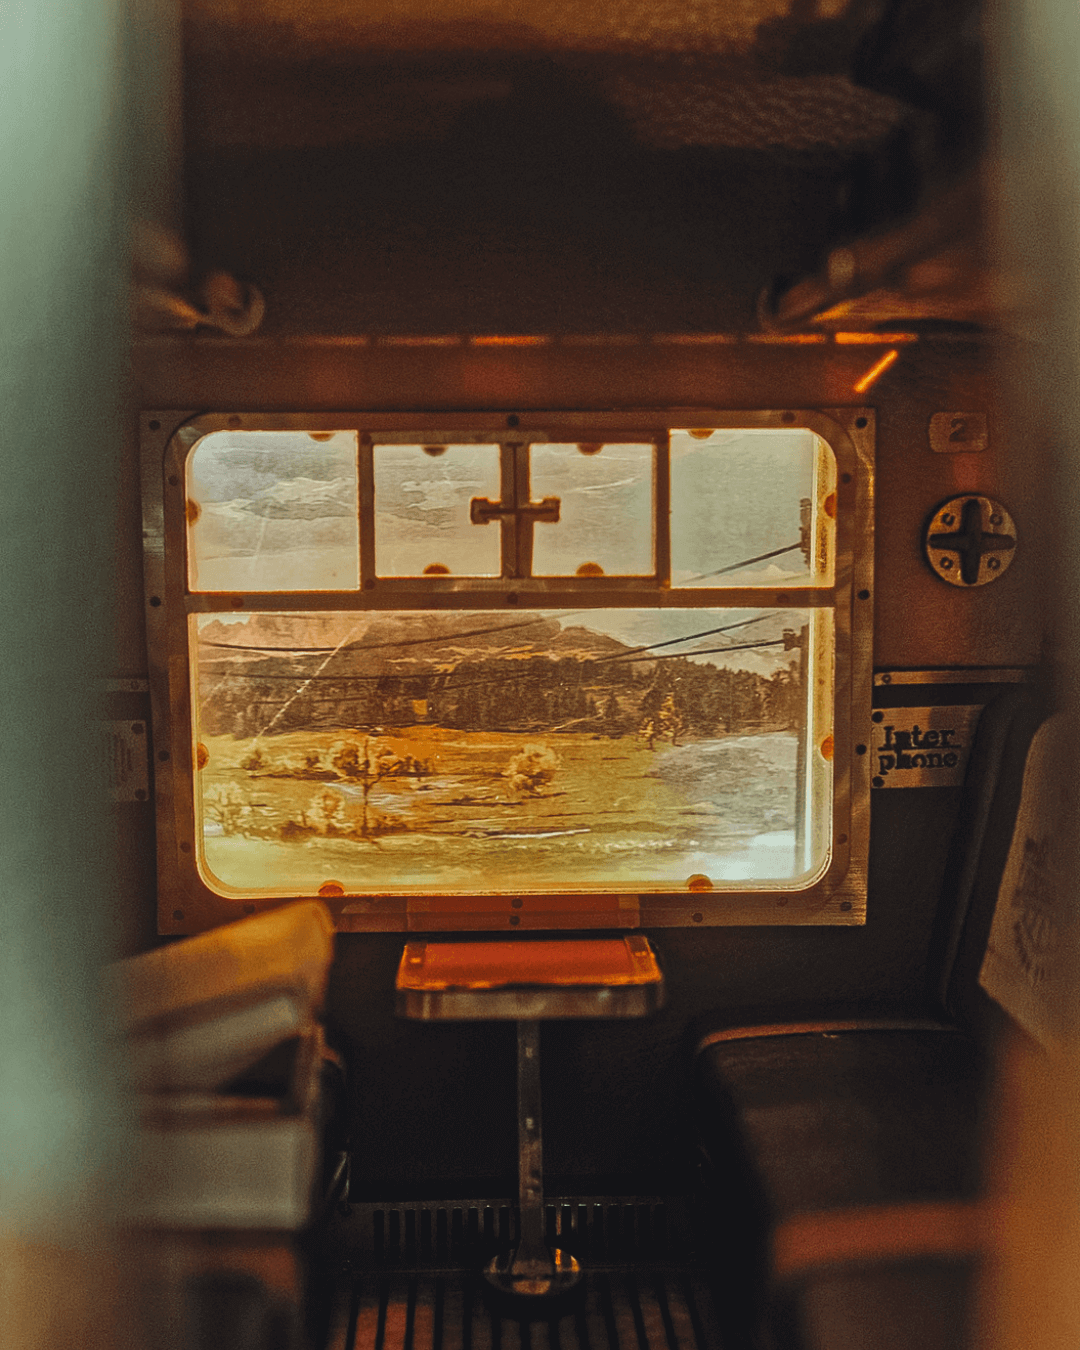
[192,608,830,897]
[187,430,359,592]
[530,443,654,576]
[670,429,834,587]
[374,444,501,576]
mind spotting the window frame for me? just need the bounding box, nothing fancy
[142,407,874,934]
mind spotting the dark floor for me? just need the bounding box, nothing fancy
[322,1198,725,1350]
[328,1269,724,1350]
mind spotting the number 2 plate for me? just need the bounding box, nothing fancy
[929,412,988,453]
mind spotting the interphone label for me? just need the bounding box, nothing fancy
[870,705,982,788]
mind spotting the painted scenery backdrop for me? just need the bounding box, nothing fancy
[193,608,828,895]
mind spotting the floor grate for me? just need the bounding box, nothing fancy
[337,1199,684,1270]
[327,1270,724,1350]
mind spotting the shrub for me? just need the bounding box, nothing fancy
[504,744,559,797]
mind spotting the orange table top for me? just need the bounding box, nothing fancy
[396,937,662,991]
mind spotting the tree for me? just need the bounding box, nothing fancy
[204,784,253,836]
[639,691,687,748]
[331,741,363,778]
[658,692,688,747]
[601,693,623,737]
[331,736,402,835]
[309,788,348,835]
[504,744,559,797]
[282,747,328,778]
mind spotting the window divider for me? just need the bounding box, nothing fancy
[505,442,525,578]
[655,434,671,587]
[182,585,836,613]
[358,436,376,589]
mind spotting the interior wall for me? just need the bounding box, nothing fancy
[120,0,1038,1201]
[182,0,852,56]
[129,332,1038,1195]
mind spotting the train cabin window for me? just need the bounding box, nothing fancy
[142,411,873,933]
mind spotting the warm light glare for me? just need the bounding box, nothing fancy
[653,333,736,345]
[835,332,919,345]
[748,333,828,344]
[853,348,900,392]
[469,335,550,347]
[379,335,461,347]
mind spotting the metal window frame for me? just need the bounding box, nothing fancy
[142,408,873,934]
[364,434,665,585]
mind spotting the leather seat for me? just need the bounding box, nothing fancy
[693,1025,985,1350]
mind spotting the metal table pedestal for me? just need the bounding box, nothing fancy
[395,937,665,1302]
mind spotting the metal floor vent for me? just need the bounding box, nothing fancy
[342,1199,683,1270]
[328,1270,723,1350]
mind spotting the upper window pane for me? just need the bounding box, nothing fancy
[670,429,834,587]
[187,430,360,592]
[530,443,654,577]
[374,444,501,577]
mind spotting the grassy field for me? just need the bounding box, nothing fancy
[198,724,800,894]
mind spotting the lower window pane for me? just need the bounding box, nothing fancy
[192,608,832,896]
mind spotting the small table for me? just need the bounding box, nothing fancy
[396,936,664,1299]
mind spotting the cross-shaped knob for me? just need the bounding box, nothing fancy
[924,495,1017,587]
[469,496,561,526]
[470,445,562,577]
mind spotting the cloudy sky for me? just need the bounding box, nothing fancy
[188,430,360,591]
[186,426,822,589]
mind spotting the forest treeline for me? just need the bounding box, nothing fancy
[199,647,805,741]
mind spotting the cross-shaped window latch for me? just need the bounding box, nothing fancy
[925,495,1017,587]
[470,445,561,577]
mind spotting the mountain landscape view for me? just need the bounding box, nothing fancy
[193,609,824,895]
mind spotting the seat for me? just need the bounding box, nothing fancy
[694,1023,984,1350]
[689,686,1046,1350]
[107,901,340,1350]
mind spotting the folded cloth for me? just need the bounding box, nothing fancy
[105,902,334,1089]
